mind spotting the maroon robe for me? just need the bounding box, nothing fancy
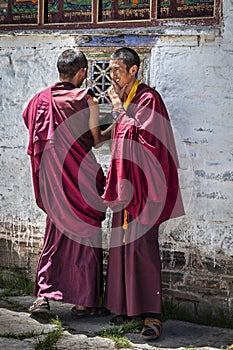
[103,83,184,315]
[23,82,106,305]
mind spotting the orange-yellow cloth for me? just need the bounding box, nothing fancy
[122,79,142,235]
[123,79,141,111]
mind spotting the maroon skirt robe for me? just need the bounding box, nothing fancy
[105,212,162,316]
[34,217,103,306]
[23,82,106,306]
[103,84,185,316]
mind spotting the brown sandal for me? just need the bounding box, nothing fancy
[71,306,110,318]
[141,317,162,340]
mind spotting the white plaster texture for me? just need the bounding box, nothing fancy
[0,2,233,316]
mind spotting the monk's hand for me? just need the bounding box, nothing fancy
[108,84,125,112]
[87,95,99,107]
[111,80,128,100]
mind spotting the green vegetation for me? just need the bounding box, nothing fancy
[96,300,233,348]
[1,266,233,349]
[0,266,34,297]
[106,335,131,349]
[96,318,143,349]
[0,317,64,350]
[34,317,64,350]
[97,318,143,337]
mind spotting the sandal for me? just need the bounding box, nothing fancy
[109,314,131,326]
[141,317,162,340]
[71,306,110,318]
[29,297,50,314]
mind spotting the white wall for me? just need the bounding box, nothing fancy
[0,0,232,315]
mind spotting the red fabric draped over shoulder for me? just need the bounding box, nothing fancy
[23,83,106,239]
[103,83,184,226]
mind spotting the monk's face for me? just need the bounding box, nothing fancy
[109,59,137,89]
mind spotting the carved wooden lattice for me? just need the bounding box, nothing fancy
[90,60,112,105]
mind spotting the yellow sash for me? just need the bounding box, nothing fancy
[123,79,141,111]
[122,79,141,236]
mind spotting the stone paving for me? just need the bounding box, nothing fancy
[0,294,233,350]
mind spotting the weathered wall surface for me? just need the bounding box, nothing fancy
[153,1,233,316]
[0,0,232,317]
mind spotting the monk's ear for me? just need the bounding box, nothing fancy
[129,65,138,77]
[79,67,87,79]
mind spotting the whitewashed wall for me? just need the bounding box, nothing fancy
[153,1,233,316]
[0,0,232,317]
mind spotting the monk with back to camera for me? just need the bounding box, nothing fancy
[23,49,112,317]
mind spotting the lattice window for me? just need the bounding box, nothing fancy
[91,60,111,105]
[84,52,149,106]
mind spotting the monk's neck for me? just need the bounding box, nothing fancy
[124,78,137,99]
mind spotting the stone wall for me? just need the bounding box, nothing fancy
[0,0,233,317]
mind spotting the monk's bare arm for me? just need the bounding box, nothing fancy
[88,96,113,148]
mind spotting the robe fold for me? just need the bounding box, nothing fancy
[23,82,106,239]
[103,83,184,316]
[103,83,184,226]
[23,82,106,305]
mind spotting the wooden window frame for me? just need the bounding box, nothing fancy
[85,51,149,105]
[0,0,221,30]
